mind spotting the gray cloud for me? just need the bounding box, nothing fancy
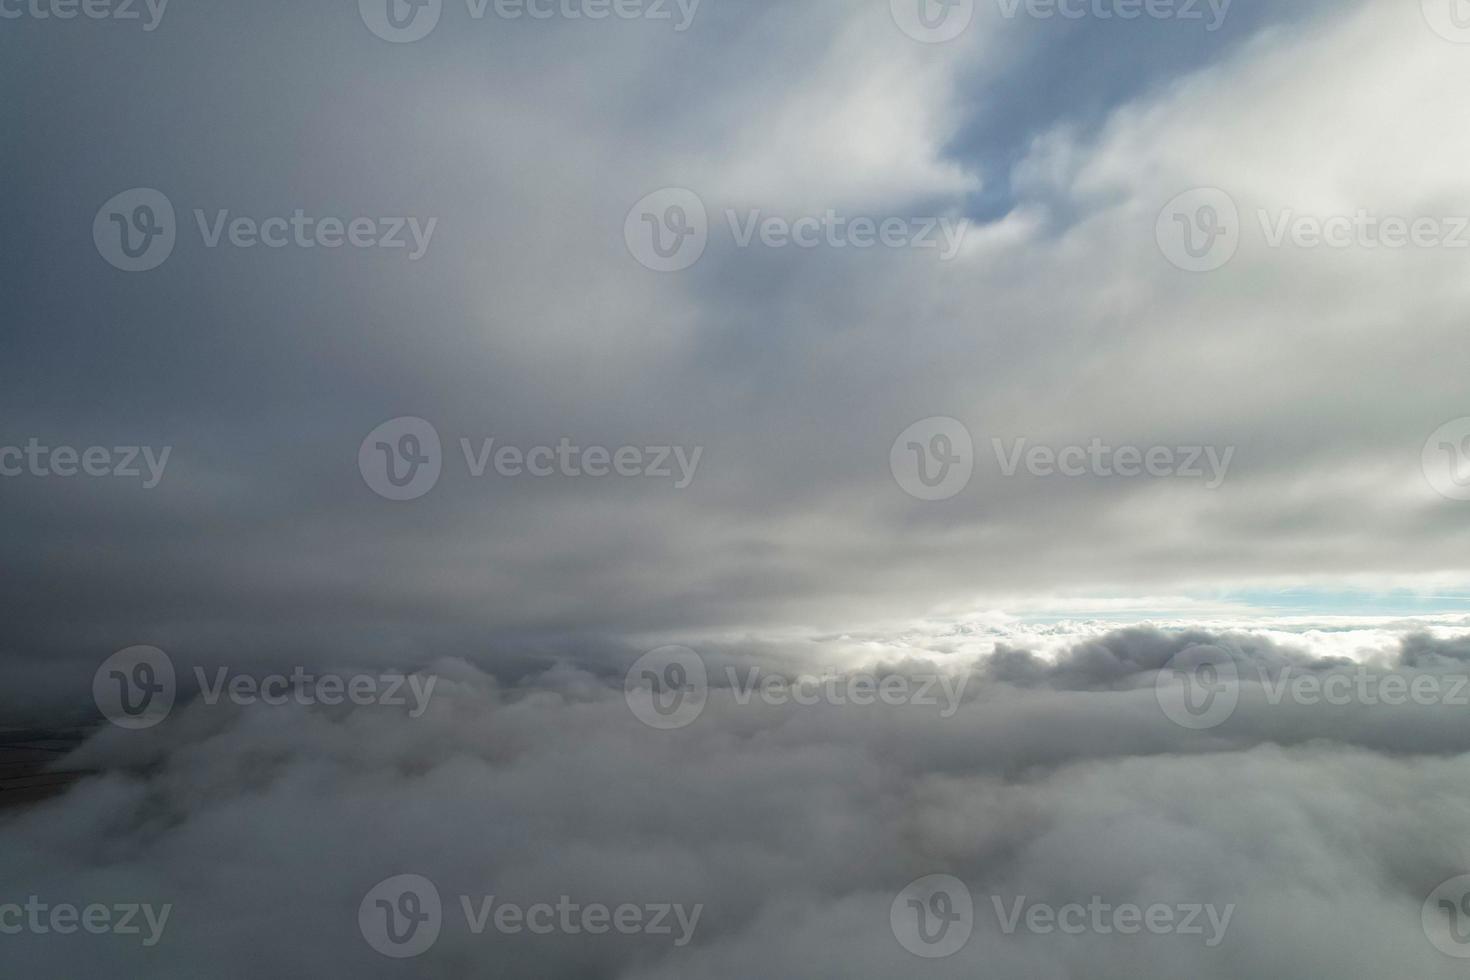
[5,625,1470,976]
[4,0,1467,675]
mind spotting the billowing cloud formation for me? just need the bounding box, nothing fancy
[6,623,1470,977]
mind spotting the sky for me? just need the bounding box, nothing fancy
[4,0,1469,704]
[5,0,1470,975]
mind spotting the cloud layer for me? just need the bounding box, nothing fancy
[5,623,1470,976]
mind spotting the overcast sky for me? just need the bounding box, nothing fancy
[6,0,1470,698]
[7,2,1470,976]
